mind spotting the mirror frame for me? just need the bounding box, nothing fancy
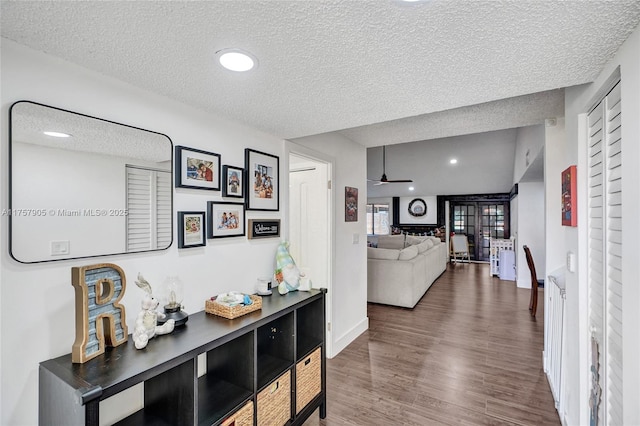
[9,100,174,263]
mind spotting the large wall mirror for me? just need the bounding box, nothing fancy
[9,101,173,263]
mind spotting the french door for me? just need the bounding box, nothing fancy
[451,201,509,261]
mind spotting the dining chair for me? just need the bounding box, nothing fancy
[523,245,543,317]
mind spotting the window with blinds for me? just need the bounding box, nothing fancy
[126,165,172,251]
[588,80,622,426]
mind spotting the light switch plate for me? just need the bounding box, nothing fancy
[353,233,359,244]
[51,240,70,256]
[566,251,576,272]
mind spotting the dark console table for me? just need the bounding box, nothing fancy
[39,289,326,426]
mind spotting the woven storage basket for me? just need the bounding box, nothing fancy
[295,347,322,414]
[221,400,254,426]
[205,294,262,319]
[257,370,291,426]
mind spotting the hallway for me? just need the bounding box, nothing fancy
[305,263,559,425]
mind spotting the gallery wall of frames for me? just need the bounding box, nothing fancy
[175,146,281,248]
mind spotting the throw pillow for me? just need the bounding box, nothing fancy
[367,247,400,260]
[398,245,419,260]
[377,234,405,250]
[416,240,433,253]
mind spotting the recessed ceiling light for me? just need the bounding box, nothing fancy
[43,131,71,138]
[216,48,258,72]
[450,158,458,165]
[409,186,415,191]
[395,0,430,4]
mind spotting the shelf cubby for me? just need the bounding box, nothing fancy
[198,331,254,425]
[115,359,196,426]
[257,312,294,390]
[296,298,324,360]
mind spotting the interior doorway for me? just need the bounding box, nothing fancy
[288,147,333,357]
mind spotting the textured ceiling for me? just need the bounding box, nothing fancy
[2,0,639,145]
[340,89,564,147]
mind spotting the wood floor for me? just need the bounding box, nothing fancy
[304,262,559,426]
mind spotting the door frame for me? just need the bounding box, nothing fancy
[285,141,335,358]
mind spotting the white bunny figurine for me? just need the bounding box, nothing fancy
[132,273,175,350]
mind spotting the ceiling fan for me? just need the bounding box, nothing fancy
[368,145,413,185]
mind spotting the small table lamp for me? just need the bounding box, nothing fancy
[158,276,189,326]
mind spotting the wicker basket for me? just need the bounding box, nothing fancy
[221,400,254,426]
[257,370,291,426]
[296,347,322,414]
[205,294,262,319]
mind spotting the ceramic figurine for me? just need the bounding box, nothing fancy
[132,274,175,349]
[274,241,304,295]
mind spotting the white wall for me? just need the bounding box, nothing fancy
[0,40,286,425]
[513,124,545,184]
[544,118,566,278]
[563,24,640,426]
[290,133,369,355]
[515,182,545,289]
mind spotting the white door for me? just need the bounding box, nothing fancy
[289,155,329,289]
[289,151,333,357]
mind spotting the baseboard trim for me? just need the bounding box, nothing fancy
[331,317,369,358]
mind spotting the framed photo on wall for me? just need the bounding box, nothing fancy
[175,146,221,190]
[222,165,244,198]
[345,186,358,222]
[177,211,206,248]
[207,201,245,238]
[562,165,577,226]
[245,148,279,211]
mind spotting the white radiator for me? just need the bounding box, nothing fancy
[545,270,566,416]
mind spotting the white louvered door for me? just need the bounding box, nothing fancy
[126,166,172,251]
[588,81,622,426]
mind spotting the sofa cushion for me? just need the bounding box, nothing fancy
[428,236,442,245]
[405,235,427,247]
[416,239,434,253]
[398,245,419,260]
[368,247,400,260]
[377,234,405,250]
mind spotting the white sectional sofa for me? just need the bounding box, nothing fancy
[367,235,447,308]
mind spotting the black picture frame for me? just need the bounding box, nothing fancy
[247,219,281,239]
[222,165,244,198]
[175,146,221,190]
[245,148,279,211]
[207,201,246,238]
[177,211,206,248]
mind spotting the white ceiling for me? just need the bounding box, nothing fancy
[2,0,639,146]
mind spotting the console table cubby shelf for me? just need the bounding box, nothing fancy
[39,289,327,426]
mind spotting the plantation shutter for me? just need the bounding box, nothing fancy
[587,80,622,426]
[156,170,172,249]
[126,166,172,251]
